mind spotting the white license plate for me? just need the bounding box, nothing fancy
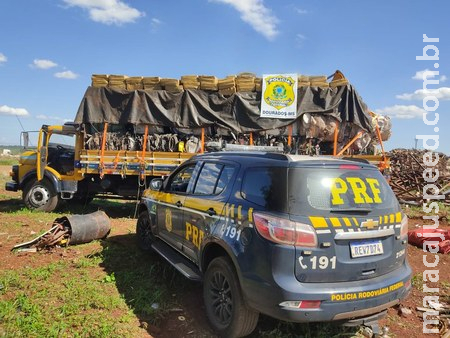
[350,240,384,258]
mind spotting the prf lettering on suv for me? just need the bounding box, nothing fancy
[136,152,411,338]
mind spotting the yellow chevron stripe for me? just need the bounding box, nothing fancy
[390,214,395,223]
[384,215,388,224]
[352,217,359,226]
[310,216,328,228]
[343,217,352,227]
[248,207,253,222]
[396,212,402,223]
[330,218,342,227]
[379,215,383,225]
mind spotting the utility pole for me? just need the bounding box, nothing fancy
[414,137,418,149]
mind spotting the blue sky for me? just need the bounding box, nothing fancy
[0,0,448,153]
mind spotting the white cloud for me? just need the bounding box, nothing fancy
[151,17,162,31]
[0,53,7,64]
[374,105,426,119]
[0,105,30,116]
[296,33,306,46]
[31,59,58,69]
[211,0,279,40]
[63,0,145,25]
[36,114,69,122]
[294,7,308,14]
[54,70,79,79]
[396,87,450,101]
[412,69,447,82]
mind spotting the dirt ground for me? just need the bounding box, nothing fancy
[0,165,449,337]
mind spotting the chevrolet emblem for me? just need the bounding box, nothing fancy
[360,219,378,230]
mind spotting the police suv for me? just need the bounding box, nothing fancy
[136,152,411,337]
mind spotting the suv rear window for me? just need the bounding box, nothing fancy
[241,167,287,212]
[288,167,397,216]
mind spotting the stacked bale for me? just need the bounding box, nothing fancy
[108,75,126,89]
[91,72,352,92]
[199,75,218,90]
[125,76,143,90]
[218,76,236,95]
[236,73,256,91]
[309,75,329,88]
[91,74,109,87]
[297,75,310,87]
[160,78,182,92]
[254,77,262,91]
[181,75,199,89]
[142,77,161,90]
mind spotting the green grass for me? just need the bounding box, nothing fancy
[411,273,423,291]
[402,202,449,219]
[0,239,175,337]
[0,157,18,166]
[441,281,450,303]
[0,146,24,156]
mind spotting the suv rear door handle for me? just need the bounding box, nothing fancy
[176,201,182,208]
[207,208,216,216]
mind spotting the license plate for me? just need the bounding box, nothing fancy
[350,240,383,258]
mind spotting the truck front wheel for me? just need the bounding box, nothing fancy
[23,178,59,212]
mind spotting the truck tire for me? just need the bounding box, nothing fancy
[23,178,59,212]
[136,210,154,251]
[203,256,259,338]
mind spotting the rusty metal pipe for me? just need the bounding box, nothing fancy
[54,210,111,245]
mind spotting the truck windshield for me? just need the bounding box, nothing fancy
[288,167,397,216]
[49,134,75,148]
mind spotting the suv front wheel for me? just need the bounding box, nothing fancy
[136,210,154,251]
[203,256,259,338]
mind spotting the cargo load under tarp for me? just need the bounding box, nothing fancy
[74,85,373,134]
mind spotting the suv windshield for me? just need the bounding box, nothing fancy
[288,167,397,216]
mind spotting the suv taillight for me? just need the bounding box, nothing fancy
[253,212,318,247]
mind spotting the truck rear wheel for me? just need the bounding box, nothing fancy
[23,178,59,212]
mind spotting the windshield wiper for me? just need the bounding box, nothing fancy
[330,208,372,213]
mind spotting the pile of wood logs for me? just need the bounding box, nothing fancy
[388,149,449,205]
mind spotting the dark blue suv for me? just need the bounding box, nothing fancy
[136,152,411,337]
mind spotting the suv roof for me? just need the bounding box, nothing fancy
[191,151,375,168]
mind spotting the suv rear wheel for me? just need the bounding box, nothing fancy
[203,256,259,338]
[136,210,154,251]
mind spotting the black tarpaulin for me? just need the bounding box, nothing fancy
[74,85,373,133]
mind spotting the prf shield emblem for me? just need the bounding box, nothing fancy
[165,208,173,232]
[360,219,378,230]
[263,75,296,110]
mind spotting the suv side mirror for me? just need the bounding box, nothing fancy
[150,178,163,191]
